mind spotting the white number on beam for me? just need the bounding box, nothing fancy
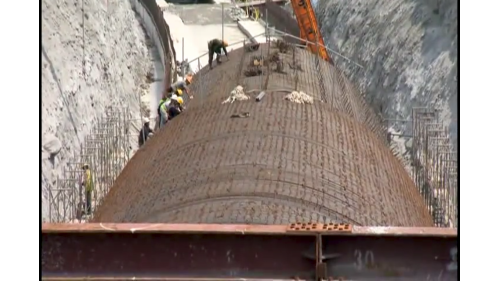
[354,250,375,270]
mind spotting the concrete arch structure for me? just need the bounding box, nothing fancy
[92,44,433,226]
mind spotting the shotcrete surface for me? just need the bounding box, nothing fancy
[315,0,457,144]
[41,0,155,220]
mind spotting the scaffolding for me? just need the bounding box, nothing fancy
[47,108,134,223]
[411,107,458,228]
[387,108,457,228]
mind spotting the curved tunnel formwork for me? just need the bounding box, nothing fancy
[92,43,433,227]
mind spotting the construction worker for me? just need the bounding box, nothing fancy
[168,74,193,99]
[138,118,154,147]
[167,95,184,120]
[207,38,229,69]
[81,164,94,215]
[158,94,171,129]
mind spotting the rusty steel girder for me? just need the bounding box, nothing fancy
[42,223,457,280]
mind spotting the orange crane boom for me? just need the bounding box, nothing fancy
[289,0,330,62]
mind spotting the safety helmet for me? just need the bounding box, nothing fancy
[143,117,150,124]
[176,96,184,105]
[176,88,183,95]
[222,40,229,47]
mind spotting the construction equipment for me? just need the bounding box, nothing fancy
[289,0,330,62]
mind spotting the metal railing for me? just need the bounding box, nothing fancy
[181,28,364,78]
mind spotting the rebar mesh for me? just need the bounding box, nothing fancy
[92,42,434,227]
[47,108,136,223]
[187,39,387,142]
[411,108,458,227]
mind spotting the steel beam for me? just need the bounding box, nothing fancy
[42,223,457,280]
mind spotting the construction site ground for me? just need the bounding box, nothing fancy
[163,3,247,74]
[161,1,277,76]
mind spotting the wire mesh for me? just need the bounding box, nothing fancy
[91,45,435,226]
[91,25,436,226]
[158,26,456,227]
[179,26,385,146]
[410,108,458,227]
[386,108,458,228]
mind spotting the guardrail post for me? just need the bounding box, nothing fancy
[182,37,185,79]
[222,3,225,41]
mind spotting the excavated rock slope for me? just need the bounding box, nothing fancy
[316,0,457,143]
[41,0,152,221]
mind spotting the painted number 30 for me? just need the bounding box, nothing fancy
[354,250,375,270]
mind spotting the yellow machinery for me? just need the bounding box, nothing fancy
[289,0,330,62]
[242,0,261,21]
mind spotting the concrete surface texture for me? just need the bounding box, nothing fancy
[237,20,275,44]
[92,44,433,227]
[315,0,457,143]
[162,3,249,73]
[41,0,153,220]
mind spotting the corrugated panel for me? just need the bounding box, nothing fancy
[92,44,433,226]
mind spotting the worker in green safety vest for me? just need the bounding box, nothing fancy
[157,95,171,129]
[81,163,94,215]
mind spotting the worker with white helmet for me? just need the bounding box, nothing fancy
[138,117,154,147]
[167,95,184,120]
[207,38,229,70]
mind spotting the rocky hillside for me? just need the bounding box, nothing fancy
[315,0,457,143]
[41,0,153,220]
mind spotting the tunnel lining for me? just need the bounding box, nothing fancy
[92,44,433,227]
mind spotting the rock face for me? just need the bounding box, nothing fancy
[315,0,457,143]
[42,135,62,157]
[41,0,153,220]
[42,135,62,165]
